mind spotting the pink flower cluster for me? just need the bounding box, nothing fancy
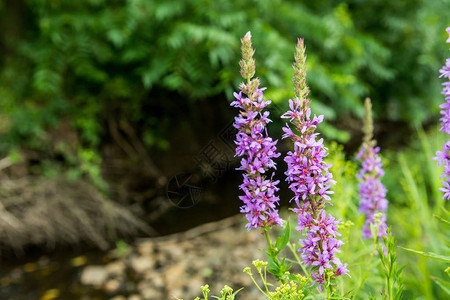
[231,32,283,231]
[435,27,450,201]
[281,39,349,291]
[231,34,349,291]
[357,145,388,238]
[231,88,283,230]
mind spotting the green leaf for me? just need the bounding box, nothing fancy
[288,273,299,282]
[400,247,450,263]
[267,255,278,272]
[434,214,450,225]
[275,219,290,254]
[232,287,244,297]
[433,276,450,295]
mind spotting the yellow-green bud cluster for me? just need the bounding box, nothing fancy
[243,266,252,276]
[239,31,256,81]
[219,285,233,297]
[293,38,310,106]
[252,259,268,273]
[268,280,305,300]
[363,97,375,145]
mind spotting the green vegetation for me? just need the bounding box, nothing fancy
[0,0,449,180]
[310,131,448,299]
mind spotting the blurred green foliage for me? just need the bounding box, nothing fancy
[0,0,448,177]
[383,127,449,299]
[325,133,449,299]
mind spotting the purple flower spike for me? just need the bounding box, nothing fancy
[358,98,388,239]
[435,27,450,201]
[231,32,283,231]
[282,38,348,291]
[447,27,450,43]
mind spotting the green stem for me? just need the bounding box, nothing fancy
[287,242,308,276]
[260,267,271,295]
[388,274,393,300]
[262,227,273,294]
[249,274,269,297]
[353,234,378,299]
[264,227,272,251]
[387,258,393,300]
[379,250,392,300]
[338,273,344,299]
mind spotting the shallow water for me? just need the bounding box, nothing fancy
[0,248,110,300]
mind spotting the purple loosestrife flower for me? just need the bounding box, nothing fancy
[231,32,283,231]
[434,27,450,201]
[281,39,349,292]
[357,98,388,239]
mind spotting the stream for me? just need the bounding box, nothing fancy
[0,247,110,300]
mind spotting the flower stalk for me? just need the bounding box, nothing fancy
[357,98,389,239]
[281,38,349,292]
[231,32,283,230]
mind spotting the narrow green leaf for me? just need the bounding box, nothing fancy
[343,289,354,297]
[275,219,290,254]
[434,214,450,225]
[400,247,450,262]
[232,287,244,297]
[267,255,278,275]
[433,276,450,295]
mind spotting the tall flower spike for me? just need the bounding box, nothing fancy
[231,32,283,231]
[357,98,388,239]
[281,38,349,292]
[434,27,450,201]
